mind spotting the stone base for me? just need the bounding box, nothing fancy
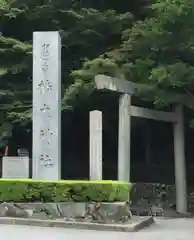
[0,202,131,223]
[0,216,154,232]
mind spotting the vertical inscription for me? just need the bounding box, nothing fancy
[33,32,61,180]
[37,79,53,94]
[40,104,50,113]
[41,43,50,71]
[39,154,53,167]
[40,128,53,145]
[38,42,54,166]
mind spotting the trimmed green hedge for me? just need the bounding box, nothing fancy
[0,179,131,202]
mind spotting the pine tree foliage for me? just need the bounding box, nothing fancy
[74,0,194,107]
[0,0,134,130]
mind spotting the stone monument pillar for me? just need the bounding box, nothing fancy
[89,110,102,180]
[32,32,61,180]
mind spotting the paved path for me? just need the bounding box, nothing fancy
[0,218,193,240]
[141,218,194,239]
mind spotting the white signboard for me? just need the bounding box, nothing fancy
[2,156,29,179]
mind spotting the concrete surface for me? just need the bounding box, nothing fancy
[0,218,193,239]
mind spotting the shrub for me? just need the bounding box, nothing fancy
[0,179,131,202]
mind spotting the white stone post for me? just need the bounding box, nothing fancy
[89,110,102,180]
[118,94,131,182]
[33,32,61,180]
[174,104,187,213]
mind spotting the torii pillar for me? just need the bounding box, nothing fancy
[174,104,187,213]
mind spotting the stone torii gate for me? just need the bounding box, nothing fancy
[31,31,188,214]
[90,74,191,214]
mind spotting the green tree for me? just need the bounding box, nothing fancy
[0,0,150,147]
[120,0,194,106]
[73,0,194,108]
[0,0,134,127]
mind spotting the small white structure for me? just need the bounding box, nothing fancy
[89,110,103,180]
[94,74,188,214]
[2,156,29,179]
